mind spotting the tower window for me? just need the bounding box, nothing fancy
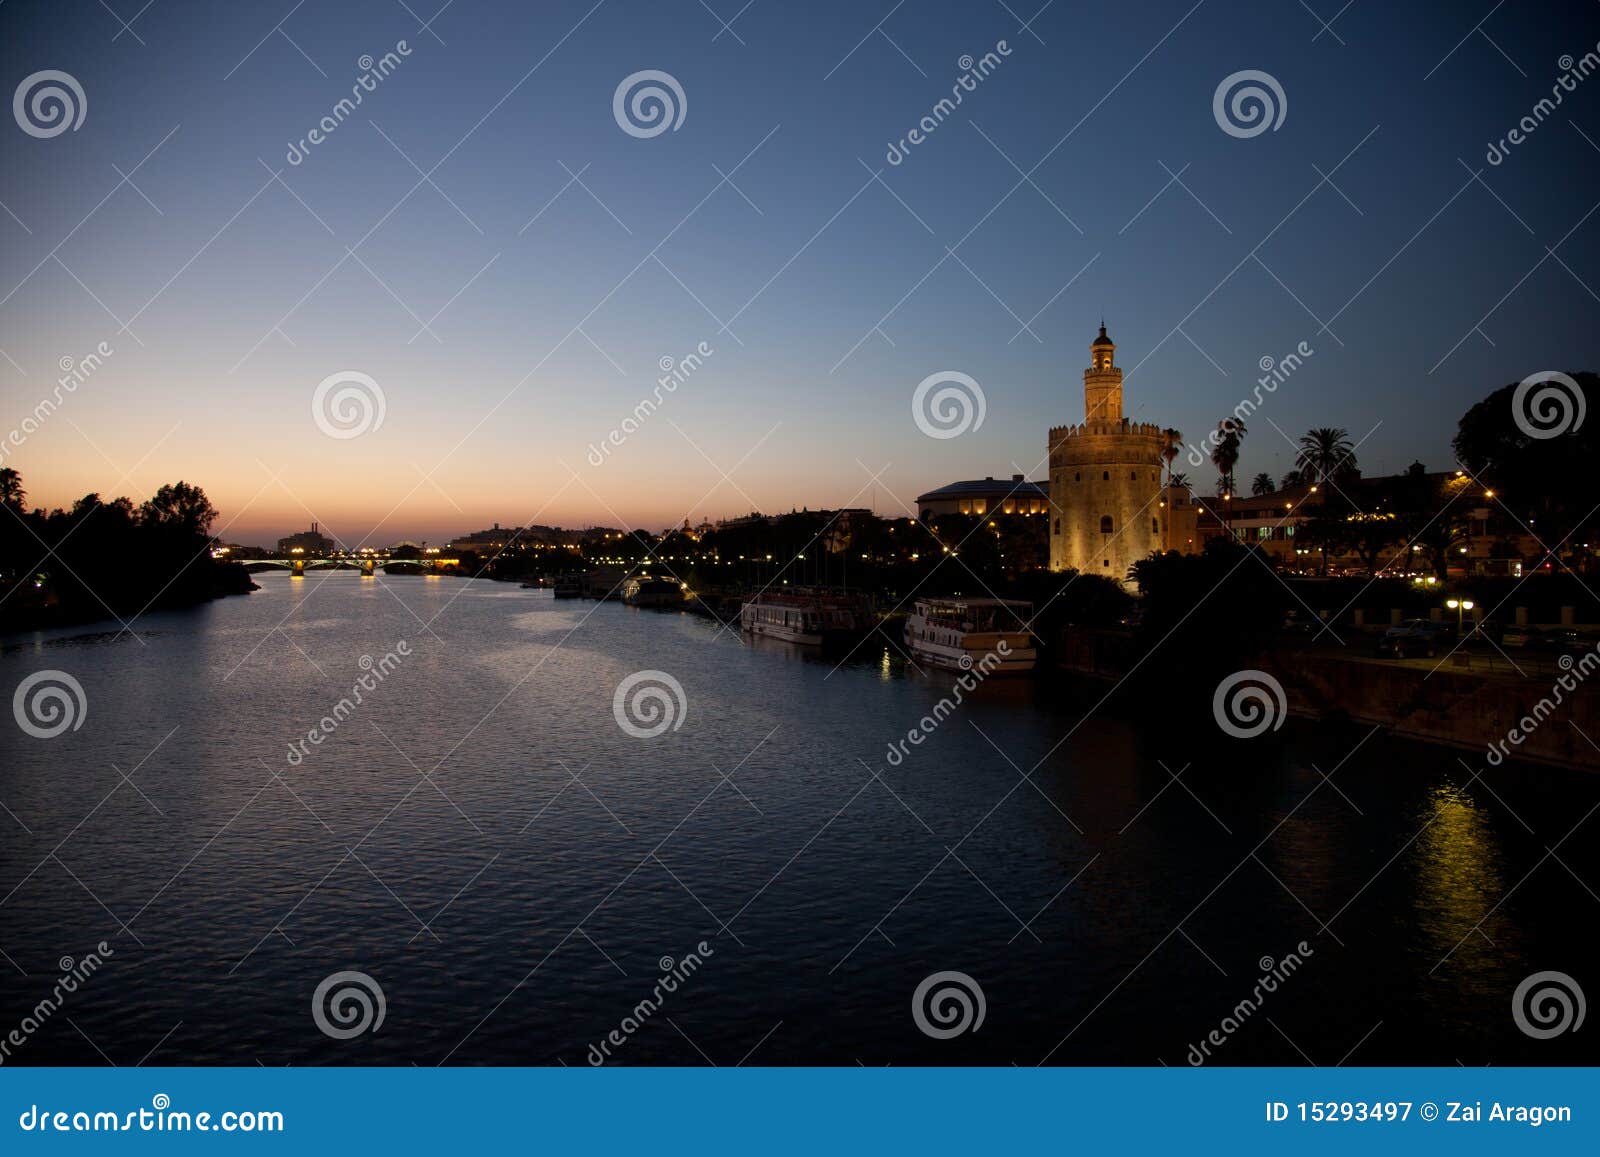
[1100,515,1113,534]
[1074,472,1080,482]
[1054,518,1061,535]
[1103,559,1110,567]
[1102,471,1109,481]
[1130,470,1137,480]
[1152,517,1159,534]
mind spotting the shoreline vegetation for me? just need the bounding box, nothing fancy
[0,469,254,636]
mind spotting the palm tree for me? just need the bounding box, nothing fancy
[1210,419,1246,535]
[1168,472,1190,490]
[1296,427,1357,486]
[0,467,24,509]
[1251,472,1276,496]
[1280,468,1305,490]
[1161,428,1183,550]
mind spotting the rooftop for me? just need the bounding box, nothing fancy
[915,475,1047,502]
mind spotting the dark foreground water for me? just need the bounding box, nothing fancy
[2,573,1596,1066]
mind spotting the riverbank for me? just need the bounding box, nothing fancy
[0,561,257,636]
[1054,626,1600,772]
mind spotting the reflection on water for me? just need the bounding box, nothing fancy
[1,573,1596,1066]
[1412,787,1522,1008]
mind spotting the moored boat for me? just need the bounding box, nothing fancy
[622,576,686,608]
[903,598,1036,674]
[740,588,875,646]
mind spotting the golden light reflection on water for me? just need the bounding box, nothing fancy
[1412,783,1517,982]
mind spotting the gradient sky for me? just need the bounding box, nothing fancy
[3,0,1598,546]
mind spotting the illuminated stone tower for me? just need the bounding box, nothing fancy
[1048,324,1168,583]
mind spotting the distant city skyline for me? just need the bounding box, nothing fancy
[4,0,1598,545]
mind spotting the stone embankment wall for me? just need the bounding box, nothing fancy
[1265,652,1600,771]
[1053,629,1600,772]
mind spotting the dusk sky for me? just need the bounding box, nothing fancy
[3,0,1597,546]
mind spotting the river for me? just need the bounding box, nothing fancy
[1,573,1595,1066]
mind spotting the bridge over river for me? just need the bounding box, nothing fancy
[241,556,460,576]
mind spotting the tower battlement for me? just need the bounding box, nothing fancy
[1050,419,1165,444]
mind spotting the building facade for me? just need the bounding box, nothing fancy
[915,475,1048,520]
[277,523,336,556]
[1048,326,1168,580]
[1194,469,1537,577]
[447,523,518,553]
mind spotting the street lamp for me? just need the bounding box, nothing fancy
[1446,597,1475,635]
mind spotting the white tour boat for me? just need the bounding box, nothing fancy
[740,589,875,646]
[903,598,1037,674]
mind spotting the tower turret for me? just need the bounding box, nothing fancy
[1084,324,1122,421]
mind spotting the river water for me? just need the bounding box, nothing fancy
[2,573,1596,1066]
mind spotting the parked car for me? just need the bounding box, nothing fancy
[1500,625,1543,649]
[1281,611,1318,638]
[1547,629,1590,659]
[1375,619,1451,658]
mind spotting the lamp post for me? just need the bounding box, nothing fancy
[1447,597,1474,637]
